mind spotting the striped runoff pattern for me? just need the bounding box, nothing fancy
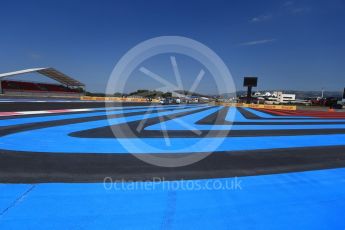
[1,104,345,229]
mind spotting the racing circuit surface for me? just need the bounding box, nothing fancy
[1,100,345,229]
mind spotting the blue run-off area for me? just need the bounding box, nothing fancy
[0,105,345,229]
[0,106,345,153]
[0,167,345,229]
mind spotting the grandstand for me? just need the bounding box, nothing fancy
[0,68,85,98]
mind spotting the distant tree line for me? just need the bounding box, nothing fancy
[85,89,172,98]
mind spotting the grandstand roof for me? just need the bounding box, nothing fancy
[0,68,85,87]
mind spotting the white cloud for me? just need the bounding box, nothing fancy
[250,14,272,23]
[240,39,276,46]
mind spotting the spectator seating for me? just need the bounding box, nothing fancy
[1,80,80,93]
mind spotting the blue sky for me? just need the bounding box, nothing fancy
[0,0,344,94]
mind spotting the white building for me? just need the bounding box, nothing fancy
[272,91,279,98]
[277,92,296,103]
[264,92,272,97]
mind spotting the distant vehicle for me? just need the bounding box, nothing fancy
[160,97,182,105]
[295,99,312,106]
[324,97,339,107]
[305,97,321,105]
[160,97,174,105]
[323,97,344,109]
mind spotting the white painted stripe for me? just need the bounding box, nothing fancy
[0,108,95,117]
[68,109,93,112]
[19,111,51,115]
